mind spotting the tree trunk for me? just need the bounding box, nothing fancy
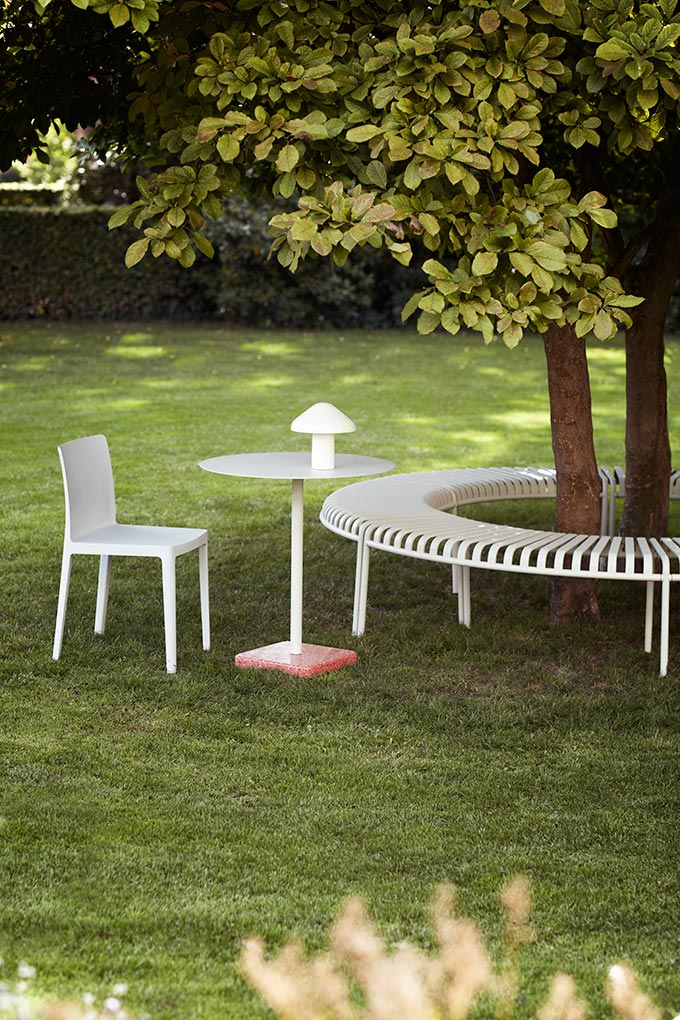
[620,210,680,538]
[543,322,602,624]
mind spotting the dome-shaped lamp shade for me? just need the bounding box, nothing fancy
[291,402,356,469]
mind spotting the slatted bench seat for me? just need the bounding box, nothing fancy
[319,467,680,676]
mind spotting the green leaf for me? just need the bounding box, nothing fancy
[278,171,297,199]
[578,190,607,212]
[178,246,196,268]
[276,144,300,172]
[538,0,565,14]
[593,309,615,340]
[108,206,133,229]
[401,290,425,321]
[498,82,516,109]
[419,292,445,314]
[419,212,440,235]
[570,221,589,252]
[276,20,295,48]
[417,310,441,334]
[193,232,215,258]
[527,240,567,271]
[311,233,333,256]
[509,252,535,276]
[403,158,422,191]
[291,218,318,242]
[422,259,451,282]
[296,167,316,190]
[588,207,618,228]
[501,322,523,348]
[480,9,501,33]
[130,11,149,32]
[124,237,150,268]
[216,135,240,162]
[606,293,644,308]
[346,125,382,143]
[441,307,461,335]
[109,3,130,28]
[366,160,387,188]
[167,207,186,228]
[596,40,628,61]
[472,251,499,276]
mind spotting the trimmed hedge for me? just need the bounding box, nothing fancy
[0,182,66,207]
[0,201,423,324]
[0,205,215,320]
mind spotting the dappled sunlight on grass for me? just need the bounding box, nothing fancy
[107,344,168,360]
[239,339,305,358]
[243,373,297,390]
[106,397,152,411]
[118,330,155,344]
[11,355,57,372]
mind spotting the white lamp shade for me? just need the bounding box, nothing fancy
[290,402,356,435]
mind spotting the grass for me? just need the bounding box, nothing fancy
[0,321,679,1020]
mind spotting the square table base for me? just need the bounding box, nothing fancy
[235,641,357,677]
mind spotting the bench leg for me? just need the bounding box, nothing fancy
[354,543,371,637]
[659,578,670,677]
[456,564,471,627]
[644,581,654,654]
[352,533,366,635]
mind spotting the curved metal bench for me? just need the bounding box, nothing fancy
[319,467,680,676]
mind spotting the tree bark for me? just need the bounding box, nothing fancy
[543,322,602,624]
[620,209,680,538]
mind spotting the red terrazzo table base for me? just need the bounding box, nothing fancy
[235,641,357,677]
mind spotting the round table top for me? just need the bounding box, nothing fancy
[199,451,395,480]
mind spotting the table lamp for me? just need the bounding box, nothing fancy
[290,402,356,469]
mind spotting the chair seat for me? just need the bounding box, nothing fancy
[71,523,208,557]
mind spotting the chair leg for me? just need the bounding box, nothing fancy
[53,550,72,660]
[161,554,177,674]
[95,554,112,635]
[199,541,210,651]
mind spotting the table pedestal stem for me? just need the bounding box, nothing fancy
[290,478,304,655]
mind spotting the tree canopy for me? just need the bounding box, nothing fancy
[5,0,679,349]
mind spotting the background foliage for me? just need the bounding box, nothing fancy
[0,206,214,320]
[0,198,423,326]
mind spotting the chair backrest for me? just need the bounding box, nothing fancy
[58,434,117,540]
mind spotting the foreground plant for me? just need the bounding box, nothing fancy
[241,878,668,1020]
[0,958,128,1020]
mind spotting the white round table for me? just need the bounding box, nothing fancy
[199,451,395,676]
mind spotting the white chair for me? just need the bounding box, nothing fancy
[53,434,210,673]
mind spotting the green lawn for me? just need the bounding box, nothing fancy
[0,322,678,1020]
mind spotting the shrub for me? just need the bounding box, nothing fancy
[0,183,65,207]
[208,197,424,330]
[0,198,424,325]
[0,206,215,320]
[241,879,667,1020]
